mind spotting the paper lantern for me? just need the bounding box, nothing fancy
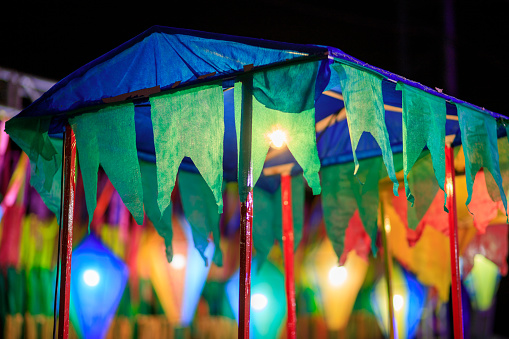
[69,234,129,339]
[142,213,214,326]
[464,254,501,311]
[225,259,287,338]
[371,263,427,339]
[303,238,369,331]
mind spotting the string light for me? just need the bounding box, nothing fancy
[268,129,287,148]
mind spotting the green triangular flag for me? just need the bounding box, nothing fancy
[396,83,447,207]
[179,170,224,267]
[332,63,399,196]
[235,81,321,202]
[457,103,507,217]
[139,160,173,262]
[149,84,224,217]
[70,103,145,226]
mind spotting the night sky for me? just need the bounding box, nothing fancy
[1,0,509,336]
[1,1,508,114]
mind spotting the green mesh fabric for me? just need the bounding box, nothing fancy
[456,103,507,216]
[149,84,224,217]
[396,82,446,206]
[5,117,61,220]
[70,103,145,226]
[178,170,223,266]
[485,136,509,202]
[139,160,173,262]
[405,150,441,230]
[332,63,399,195]
[252,175,304,264]
[234,81,321,201]
[321,156,386,260]
[252,61,319,113]
[29,137,62,222]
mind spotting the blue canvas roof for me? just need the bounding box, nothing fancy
[12,25,509,192]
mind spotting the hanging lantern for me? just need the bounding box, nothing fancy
[69,234,129,339]
[225,258,287,338]
[371,263,427,339]
[303,237,369,331]
[464,254,501,311]
[142,213,214,326]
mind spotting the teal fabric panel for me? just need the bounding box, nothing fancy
[70,103,145,226]
[235,81,321,202]
[149,84,224,218]
[396,82,447,207]
[252,61,319,113]
[332,63,399,196]
[457,103,507,217]
[179,170,223,267]
[139,160,173,262]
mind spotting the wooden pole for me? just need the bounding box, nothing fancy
[57,124,76,339]
[238,76,254,339]
[445,144,464,339]
[380,201,396,339]
[281,173,297,339]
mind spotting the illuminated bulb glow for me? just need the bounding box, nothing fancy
[384,217,391,233]
[251,293,268,310]
[83,269,100,287]
[328,266,348,286]
[268,129,287,148]
[170,253,186,270]
[393,294,404,311]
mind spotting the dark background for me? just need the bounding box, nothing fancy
[1,0,508,336]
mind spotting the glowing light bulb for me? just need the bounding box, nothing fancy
[384,217,391,233]
[170,253,186,270]
[83,269,100,287]
[268,129,287,148]
[328,266,348,286]
[251,293,268,310]
[393,294,404,311]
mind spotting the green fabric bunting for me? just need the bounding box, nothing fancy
[321,156,389,260]
[396,83,447,206]
[70,103,145,226]
[178,170,224,267]
[332,63,399,195]
[139,160,173,262]
[252,61,319,113]
[456,103,507,216]
[252,175,305,265]
[5,117,62,220]
[234,81,321,201]
[149,84,224,218]
[485,136,509,203]
[405,150,442,230]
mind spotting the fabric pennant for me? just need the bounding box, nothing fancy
[321,156,386,260]
[396,83,447,206]
[5,117,62,220]
[149,84,224,217]
[70,103,145,226]
[234,81,321,201]
[178,170,224,267]
[252,175,305,265]
[456,103,508,217]
[252,61,319,113]
[332,63,399,195]
[139,160,173,262]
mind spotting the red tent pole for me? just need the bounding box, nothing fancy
[58,124,76,339]
[281,173,297,339]
[238,75,254,339]
[445,144,464,339]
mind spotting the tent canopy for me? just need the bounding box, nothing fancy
[5,25,509,265]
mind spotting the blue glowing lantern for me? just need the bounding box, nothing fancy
[225,258,287,338]
[69,234,129,339]
[370,263,427,339]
